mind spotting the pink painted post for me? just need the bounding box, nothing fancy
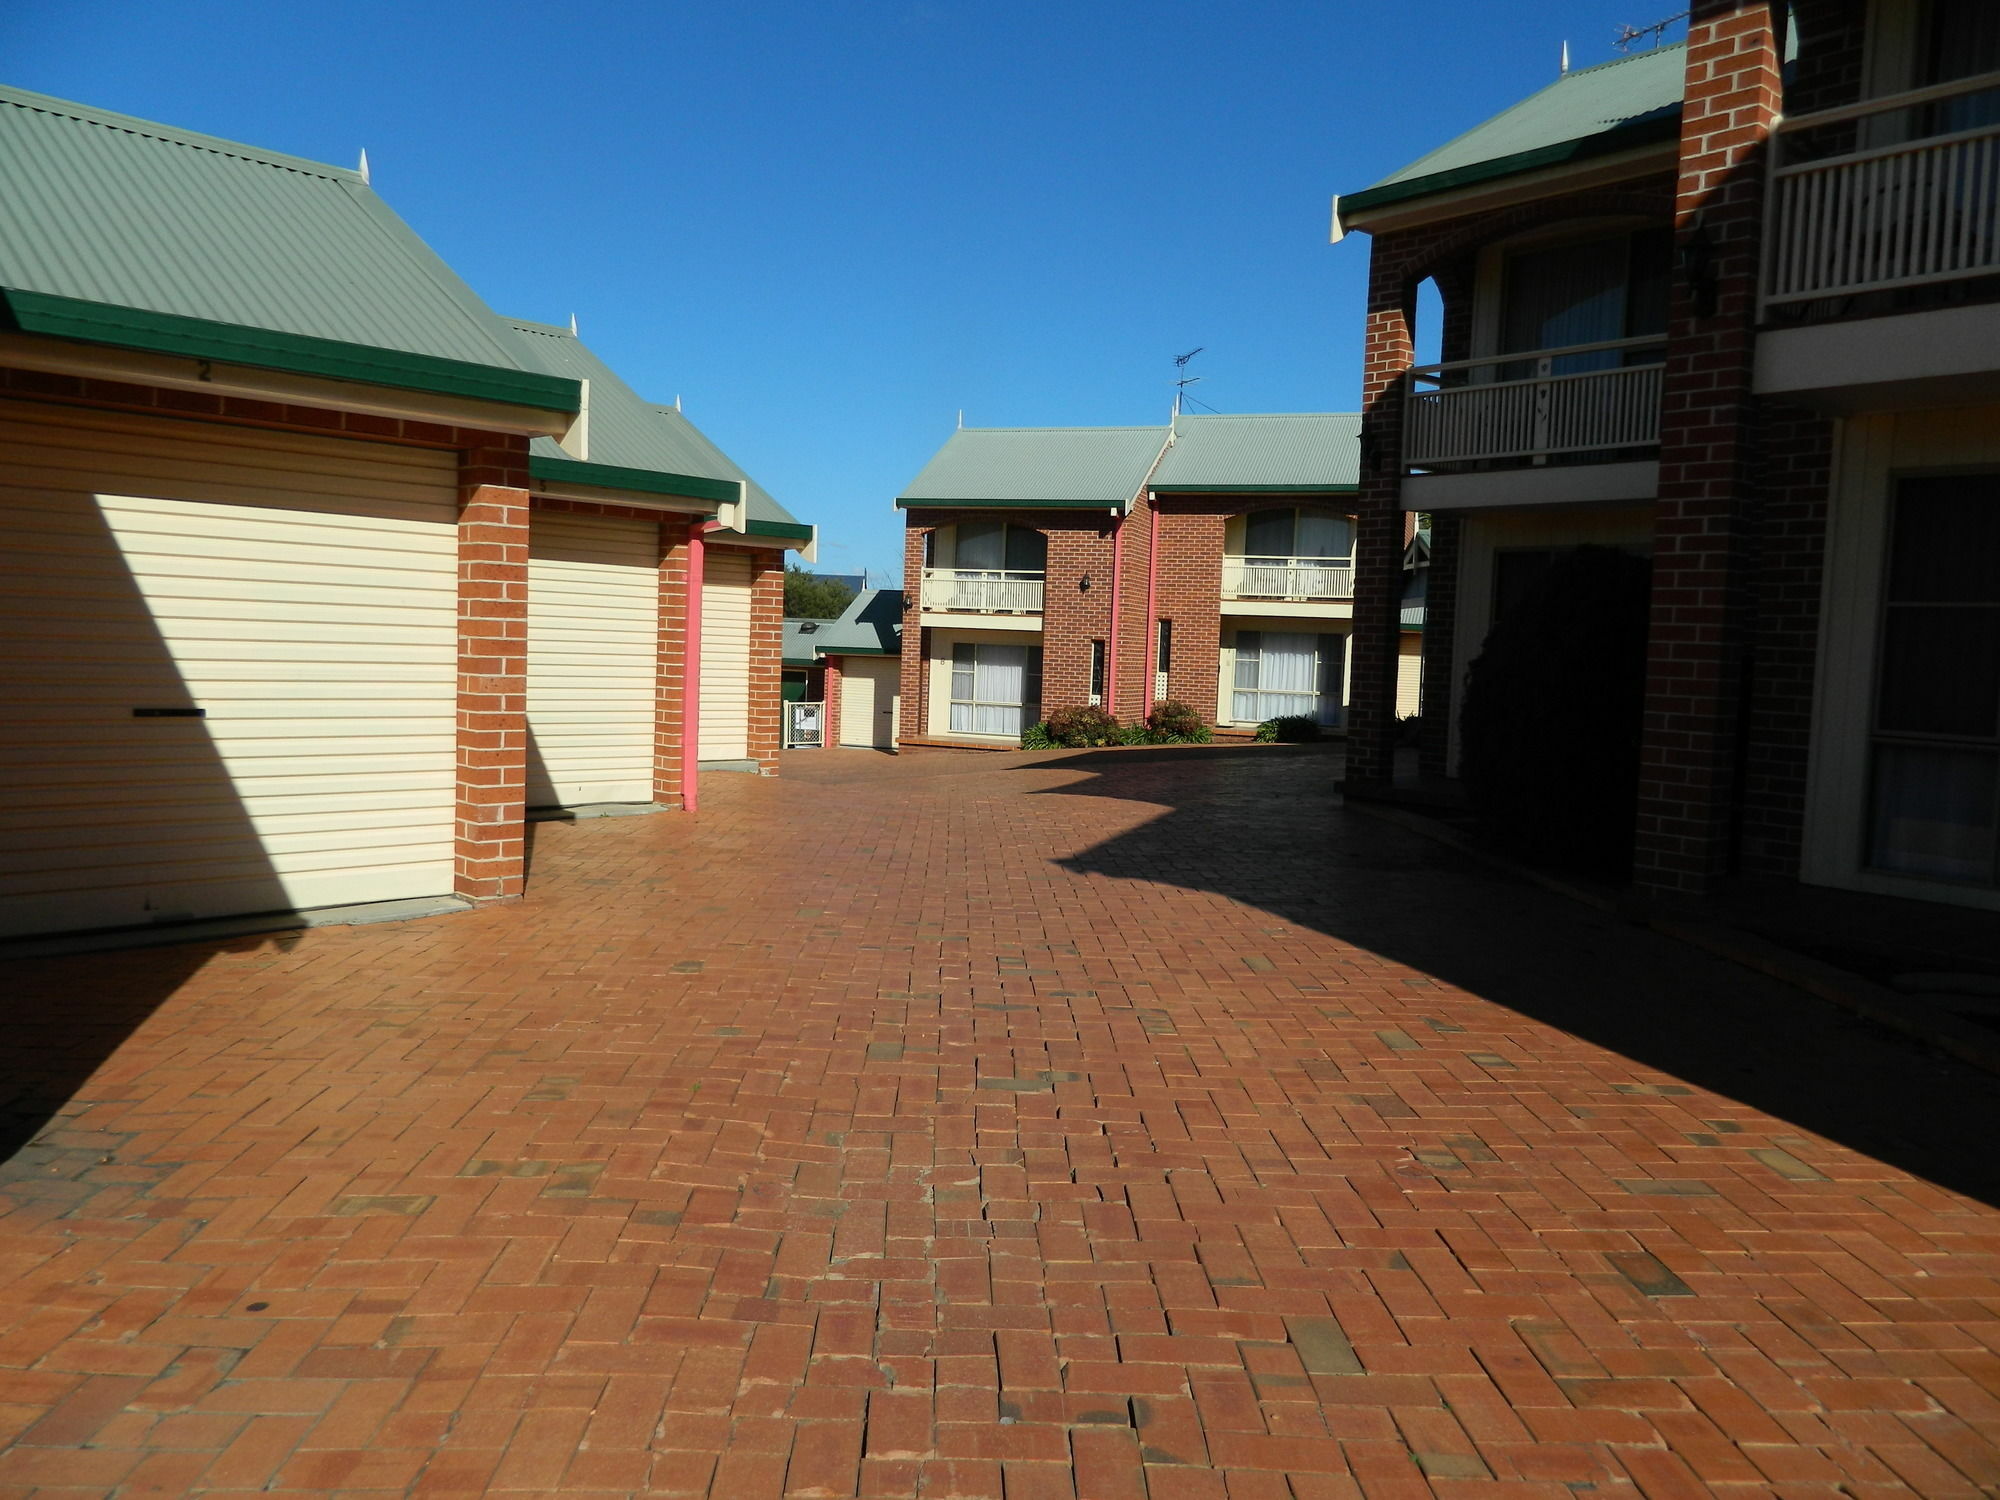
[682,521,721,813]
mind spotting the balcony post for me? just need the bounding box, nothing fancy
[1632,0,1783,898]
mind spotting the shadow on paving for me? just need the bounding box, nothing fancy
[0,935,292,1174]
[1023,744,2000,1206]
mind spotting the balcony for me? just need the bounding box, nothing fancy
[1756,69,2000,410]
[919,567,1044,615]
[1763,70,2000,310]
[1221,556,1353,602]
[1401,337,1666,509]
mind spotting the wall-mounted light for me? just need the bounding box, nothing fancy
[1078,573,1092,593]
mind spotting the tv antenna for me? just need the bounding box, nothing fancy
[1172,347,1206,419]
[1616,9,1688,51]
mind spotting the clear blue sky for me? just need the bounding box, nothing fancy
[6,1,1673,582]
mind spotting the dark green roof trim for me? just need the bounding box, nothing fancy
[1,288,580,413]
[1340,112,1681,218]
[896,497,1124,510]
[747,519,815,541]
[823,646,898,657]
[529,454,739,504]
[1150,484,1361,496]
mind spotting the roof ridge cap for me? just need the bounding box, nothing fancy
[0,85,360,182]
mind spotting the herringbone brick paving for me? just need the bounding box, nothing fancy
[2,745,1998,1499]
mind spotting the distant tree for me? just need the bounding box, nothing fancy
[784,565,856,620]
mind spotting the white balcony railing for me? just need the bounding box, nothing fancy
[1763,69,2000,309]
[1404,337,1666,469]
[1221,557,1354,601]
[919,567,1044,614]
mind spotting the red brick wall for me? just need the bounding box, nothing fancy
[1154,501,1229,719]
[655,519,694,810]
[727,544,786,776]
[822,656,845,745]
[1632,0,1784,895]
[899,509,1121,739]
[455,438,532,902]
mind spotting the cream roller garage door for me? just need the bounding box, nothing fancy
[527,512,661,807]
[699,548,753,761]
[0,401,459,939]
[840,657,900,747]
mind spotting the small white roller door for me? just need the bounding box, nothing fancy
[0,401,459,938]
[527,512,660,807]
[841,657,900,748]
[699,549,753,761]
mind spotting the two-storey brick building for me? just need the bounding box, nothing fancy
[1337,0,2000,917]
[894,412,1414,745]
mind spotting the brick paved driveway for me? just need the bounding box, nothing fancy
[3,744,1999,1499]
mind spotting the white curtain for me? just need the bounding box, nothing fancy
[1870,744,1997,882]
[950,643,1034,736]
[1233,632,1343,724]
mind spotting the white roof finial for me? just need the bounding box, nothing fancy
[568,312,578,336]
[957,409,964,430]
[357,148,371,184]
[1560,40,1570,75]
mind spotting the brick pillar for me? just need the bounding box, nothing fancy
[653,516,693,810]
[1633,0,1782,896]
[1417,512,1461,778]
[455,439,531,901]
[823,655,844,746]
[1042,525,1115,717]
[1347,250,1417,786]
[746,550,785,775]
[900,522,928,740]
[1156,505,1225,722]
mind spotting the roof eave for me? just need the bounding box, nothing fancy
[895,497,1131,511]
[0,288,580,414]
[529,454,739,505]
[1149,483,1360,496]
[1337,113,1683,233]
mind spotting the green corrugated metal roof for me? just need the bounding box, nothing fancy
[1341,45,1685,219]
[782,590,904,662]
[1151,412,1360,492]
[0,85,555,388]
[503,319,804,530]
[813,588,904,657]
[896,426,1168,509]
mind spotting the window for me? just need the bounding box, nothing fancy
[1089,640,1106,705]
[1231,631,1344,726]
[1233,509,1354,598]
[1499,228,1671,374]
[950,641,1043,737]
[1864,475,2000,886]
[1924,0,2000,134]
[951,521,1046,574]
[1154,620,1172,700]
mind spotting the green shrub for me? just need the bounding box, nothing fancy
[1114,722,1153,745]
[1019,721,1055,750]
[1043,703,1121,747]
[1146,700,1211,743]
[1459,545,1651,878]
[1254,715,1320,743]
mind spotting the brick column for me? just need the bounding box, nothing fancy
[1155,504,1225,722]
[654,516,694,810]
[900,522,928,741]
[1043,524,1115,717]
[1347,251,1417,787]
[746,550,786,775]
[823,655,845,746]
[1633,0,1782,896]
[1417,512,1461,778]
[455,439,531,901]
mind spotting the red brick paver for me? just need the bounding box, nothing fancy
[3,745,1998,1498]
